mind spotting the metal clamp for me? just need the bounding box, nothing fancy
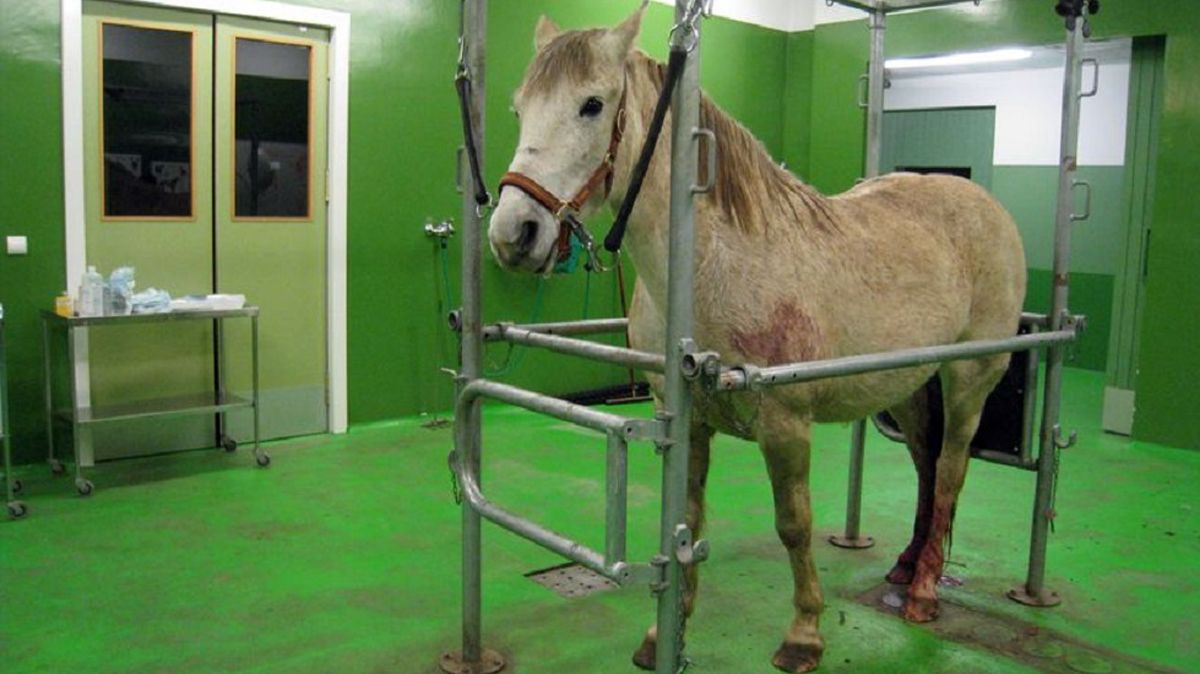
[1051,424,1078,450]
[563,214,609,273]
[1080,58,1100,98]
[681,349,721,381]
[691,127,717,194]
[673,524,709,565]
[447,309,463,332]
[1070,179,1092,221]
[425,218,456,240]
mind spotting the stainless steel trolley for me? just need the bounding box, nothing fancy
[2,304,28,518]
[40,307,267,496]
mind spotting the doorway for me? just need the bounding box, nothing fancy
[78,0,331,459]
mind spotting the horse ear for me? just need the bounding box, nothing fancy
[534,15,561,51]
[608,1,648,56]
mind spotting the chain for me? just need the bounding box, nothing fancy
[448,452,463,505]
[668,0,710,52]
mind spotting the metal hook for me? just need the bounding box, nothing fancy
[1052,424,1078,450]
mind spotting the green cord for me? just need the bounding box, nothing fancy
[485,278,545,376]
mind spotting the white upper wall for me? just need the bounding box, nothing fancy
[886,45,1131,166]
[649,0,944,31]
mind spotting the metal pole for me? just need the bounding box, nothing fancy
[1010,7,1088,610]
[833,7,886,551]
[655,3,702,671]
[444,1,504,672]
[497,326,665,372]
[481,317,629,340]
[605,431,629,568]
[718,330,1076,390]
[864,9,886,179]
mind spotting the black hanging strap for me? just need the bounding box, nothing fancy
[603,48,688,253]
[456,73,491,207]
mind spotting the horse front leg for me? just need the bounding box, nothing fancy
[632,422,714,670]
[758,405,823,674]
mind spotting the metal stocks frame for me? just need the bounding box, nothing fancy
[444,1,1093,671]
[826,0,1098,608]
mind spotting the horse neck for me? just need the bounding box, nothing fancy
[606,54,706,305]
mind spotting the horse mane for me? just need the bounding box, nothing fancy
[629,52,837,235]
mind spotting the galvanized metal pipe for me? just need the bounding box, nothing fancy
[717,330,1077,391]
[864,9,886,179]
[456,0,487,665]
[457,379,636,437]
[604,431,629,568]
[454,454,631,582]
[1020,10,1089,607]
[655,3,703,671]
[497,326,665,373]
[482,317,628,340]
[1019,337,1041,466]
[844,420,867,539]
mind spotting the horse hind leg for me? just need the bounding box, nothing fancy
[884,377,943,585]
[632,423,714,671]
[902,354,1009,623]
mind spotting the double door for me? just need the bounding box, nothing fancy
[81,1,329,458]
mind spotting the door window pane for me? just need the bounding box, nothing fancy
[102,24,193,218]
[235,38,311,218]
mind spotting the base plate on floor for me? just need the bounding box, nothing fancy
[1007,585,1062,607]
[829,534,875,549]
[439,648,505,674]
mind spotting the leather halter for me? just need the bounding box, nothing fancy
[499,88,628,264]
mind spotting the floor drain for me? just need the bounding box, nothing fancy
[526,562,618,598]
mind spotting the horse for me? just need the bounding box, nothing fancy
[487,5,1026,672]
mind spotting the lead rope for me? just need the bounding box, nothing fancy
[456,0,491,211]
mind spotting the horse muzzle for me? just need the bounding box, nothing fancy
[488,194,558,272]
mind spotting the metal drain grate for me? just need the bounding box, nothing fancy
[526,562,618,598]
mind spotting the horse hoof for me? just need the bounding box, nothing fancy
[632,635,656,671]
[771,641,823,673]
[902,595,939,623]
[885,562,915,585]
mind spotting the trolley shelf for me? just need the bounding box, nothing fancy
[56,392,254,425]
[41,306,267,495]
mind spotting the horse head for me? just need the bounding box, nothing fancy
[488,4,646,273]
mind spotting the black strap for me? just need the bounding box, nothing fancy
[456,74,491,207]
[603,48,688,253]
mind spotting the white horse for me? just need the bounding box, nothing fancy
[488,5,1026,672]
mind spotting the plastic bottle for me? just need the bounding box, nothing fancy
[78,266,105,317]
[55,291,74,318]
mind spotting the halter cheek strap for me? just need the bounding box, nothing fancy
[498,88,628,264]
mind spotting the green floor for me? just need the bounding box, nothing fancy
[1,368,1197,673]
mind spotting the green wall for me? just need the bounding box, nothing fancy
[3,0,1197,458]
[801,1,1200,450]
[0,1,789,464]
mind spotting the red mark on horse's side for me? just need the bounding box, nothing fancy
[730,301,820,366]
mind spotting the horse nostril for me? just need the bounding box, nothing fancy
[516,220,539,255]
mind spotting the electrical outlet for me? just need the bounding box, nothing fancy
[6,236,28,255]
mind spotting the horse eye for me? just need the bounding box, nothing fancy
[579,96,604,118]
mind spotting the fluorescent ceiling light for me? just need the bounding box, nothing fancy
[886,48,1033,70]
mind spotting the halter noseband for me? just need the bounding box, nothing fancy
[498,88,628,266]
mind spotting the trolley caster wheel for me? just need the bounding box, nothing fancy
[75,479,94,497]
[50,460,66,476]
[7,501,28,519]
[221,436,238,452]
[11,479,22,495]
[255,452,271,468]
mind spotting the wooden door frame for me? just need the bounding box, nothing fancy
[62,0,350,434]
